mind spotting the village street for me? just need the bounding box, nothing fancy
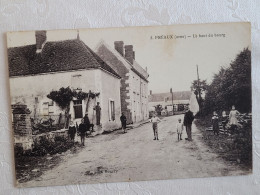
[24,115,245,187]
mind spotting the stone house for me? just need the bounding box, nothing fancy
[95,41,149,124]
[8,31,122,133]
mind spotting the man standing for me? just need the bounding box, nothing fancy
[120,112,127,133]
[94,102,101,125]
[183,108,194,141]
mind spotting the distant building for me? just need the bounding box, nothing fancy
[8,31,122,132]
[148,91,195,114]
[96,41,149,124]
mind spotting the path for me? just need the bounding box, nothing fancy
[22,115,246,187]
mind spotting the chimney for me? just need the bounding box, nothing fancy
[150,90,152,95]
[124,45,134,64]
[133,51,135,60]
[114,41,124,56]
[35,30,47,53]
[145,67,148,72]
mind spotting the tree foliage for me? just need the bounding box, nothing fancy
[191,79,208,112]
[47,87,74,111]
[47,87,100,128]
[47,87,100,111]
[202,48,251,115]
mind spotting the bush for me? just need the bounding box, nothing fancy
[30,136,74,156]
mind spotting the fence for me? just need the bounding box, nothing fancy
[205,113,252,134]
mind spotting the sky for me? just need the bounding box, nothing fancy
[7,23,251,93]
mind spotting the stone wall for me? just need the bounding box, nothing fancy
[12,104,33,151]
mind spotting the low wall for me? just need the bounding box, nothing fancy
[32,129,68,146]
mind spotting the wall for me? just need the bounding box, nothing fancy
[149,100,190,109]
[10,69,121,132]
[96,44,132,123]
[96,43,149,124]
[99,69,121,131]
[9,69,97,119]
[127,70,149,123]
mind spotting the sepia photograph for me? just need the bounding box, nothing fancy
[7,22,251,188]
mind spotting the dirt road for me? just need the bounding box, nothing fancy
[22,115,247,187]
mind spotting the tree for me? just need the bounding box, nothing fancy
[202,48,251,115]
[47,87,100,128]
[47,87,74,128]
[191,79,208,112]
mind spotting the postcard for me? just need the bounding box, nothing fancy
[7,22,252,187]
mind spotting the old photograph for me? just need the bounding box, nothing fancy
[7,22,251,187]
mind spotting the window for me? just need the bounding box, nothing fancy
[73,100,83,119]
[71,74,82,90]
[42,102,49,116]
[109,100,115,121]
[48,101,54,114]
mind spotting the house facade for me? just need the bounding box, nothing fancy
[148,91,197,115]
[8,31,122,132]
[95,41,149,124]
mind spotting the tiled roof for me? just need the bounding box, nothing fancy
[95,41,149,82]
[148,91,192,102]
[8,39,120,78]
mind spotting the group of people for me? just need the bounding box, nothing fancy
[68,113,95,146]
[149,108,195,141]
[69,105,241,146]
[211,105,240,135]
[68,112,128,146]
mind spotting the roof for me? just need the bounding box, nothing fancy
[95,41,149,82]
[148,91,192,102]
[132,60,149,80]
[8,39,121,78]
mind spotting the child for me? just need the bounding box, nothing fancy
[221,111,228,134]
[149,114,161,140]
[78,119,87,146]
[176,118,183,141]
[212,111,219,135]
[68,121,76,142]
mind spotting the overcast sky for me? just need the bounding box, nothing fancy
[7,23,250,93]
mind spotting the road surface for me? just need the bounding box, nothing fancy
[22,115,246,187]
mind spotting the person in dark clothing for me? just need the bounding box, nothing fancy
[78,119,87,146]
[68,121,76,142]
[94,102,101,125]
[120,113,127,133]
[183,108,194,141]
[212,111,219,135]
[221,111,228,134]
[83,113,90,125]
[83,113,90,136]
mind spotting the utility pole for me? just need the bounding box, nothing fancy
[196,65,202,112]
[197,65,201,97]
[196,64,199,79]
[170,88,173,115]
